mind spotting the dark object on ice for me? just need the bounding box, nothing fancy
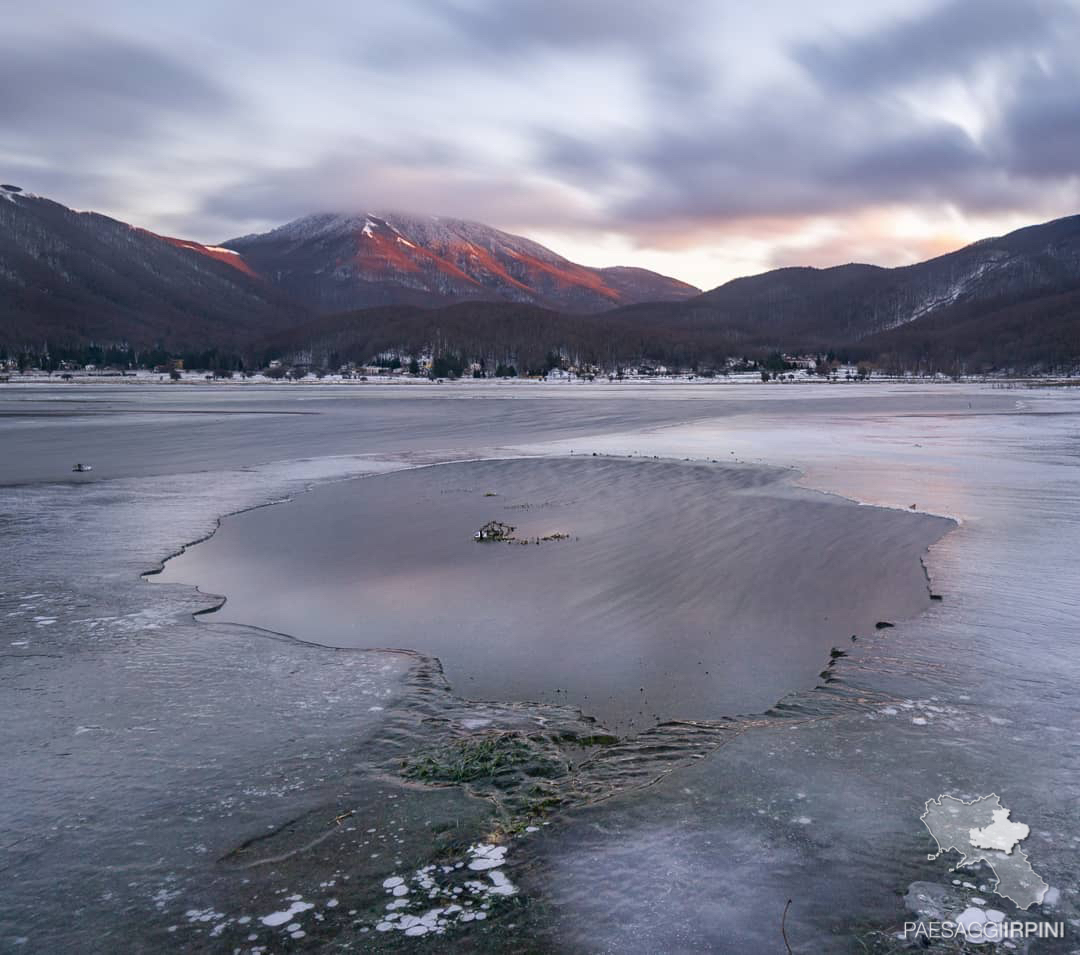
[875,621,894,629]
[930,594,943,601]
[829,647,847,659]
[782,898,794,955]
[72,463,93,473]
[474,520,514,542]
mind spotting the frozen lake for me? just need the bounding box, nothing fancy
[159,456,950,732]
[1,380,1077,952]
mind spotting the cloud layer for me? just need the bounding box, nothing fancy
[2,0,1078,288]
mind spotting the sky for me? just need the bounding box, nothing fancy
[2,0,1079,290]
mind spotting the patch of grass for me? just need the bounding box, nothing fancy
[402,733,566,785]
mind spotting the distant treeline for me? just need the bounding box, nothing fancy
[6,286,1079,376]
[253,301,796,374]
[252,294,1080,376]
[1,343,249,373]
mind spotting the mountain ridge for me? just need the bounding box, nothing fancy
[606,212,1080,348]
[262,213,1080,374]
[1,183,1078,371]
[221,211,700,313]
[0,185,305,348]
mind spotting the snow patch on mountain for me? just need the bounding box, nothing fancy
[0,184,38,203]
[915,259,1005,316]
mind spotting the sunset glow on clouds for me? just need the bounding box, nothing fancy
[2,0,1078,289]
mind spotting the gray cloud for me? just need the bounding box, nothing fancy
[2,0,1078,284]
[424,0,695,54]
[823,125,1002,207]
[0,32,230,149]
[793,0,1074,91]
[600,0,1080,236]
[613,102,994,224]
[997,59,1080,178]
[176,147,598,242]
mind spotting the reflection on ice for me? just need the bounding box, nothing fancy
[158,456,952,732]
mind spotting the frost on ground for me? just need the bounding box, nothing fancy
[259,898,314,927]
[372,843,518,938]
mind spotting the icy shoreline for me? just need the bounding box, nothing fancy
[156,454,954,731]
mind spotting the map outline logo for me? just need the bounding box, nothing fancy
[921,793,1048,910]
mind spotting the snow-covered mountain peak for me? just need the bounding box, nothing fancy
[221,209,699,311]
